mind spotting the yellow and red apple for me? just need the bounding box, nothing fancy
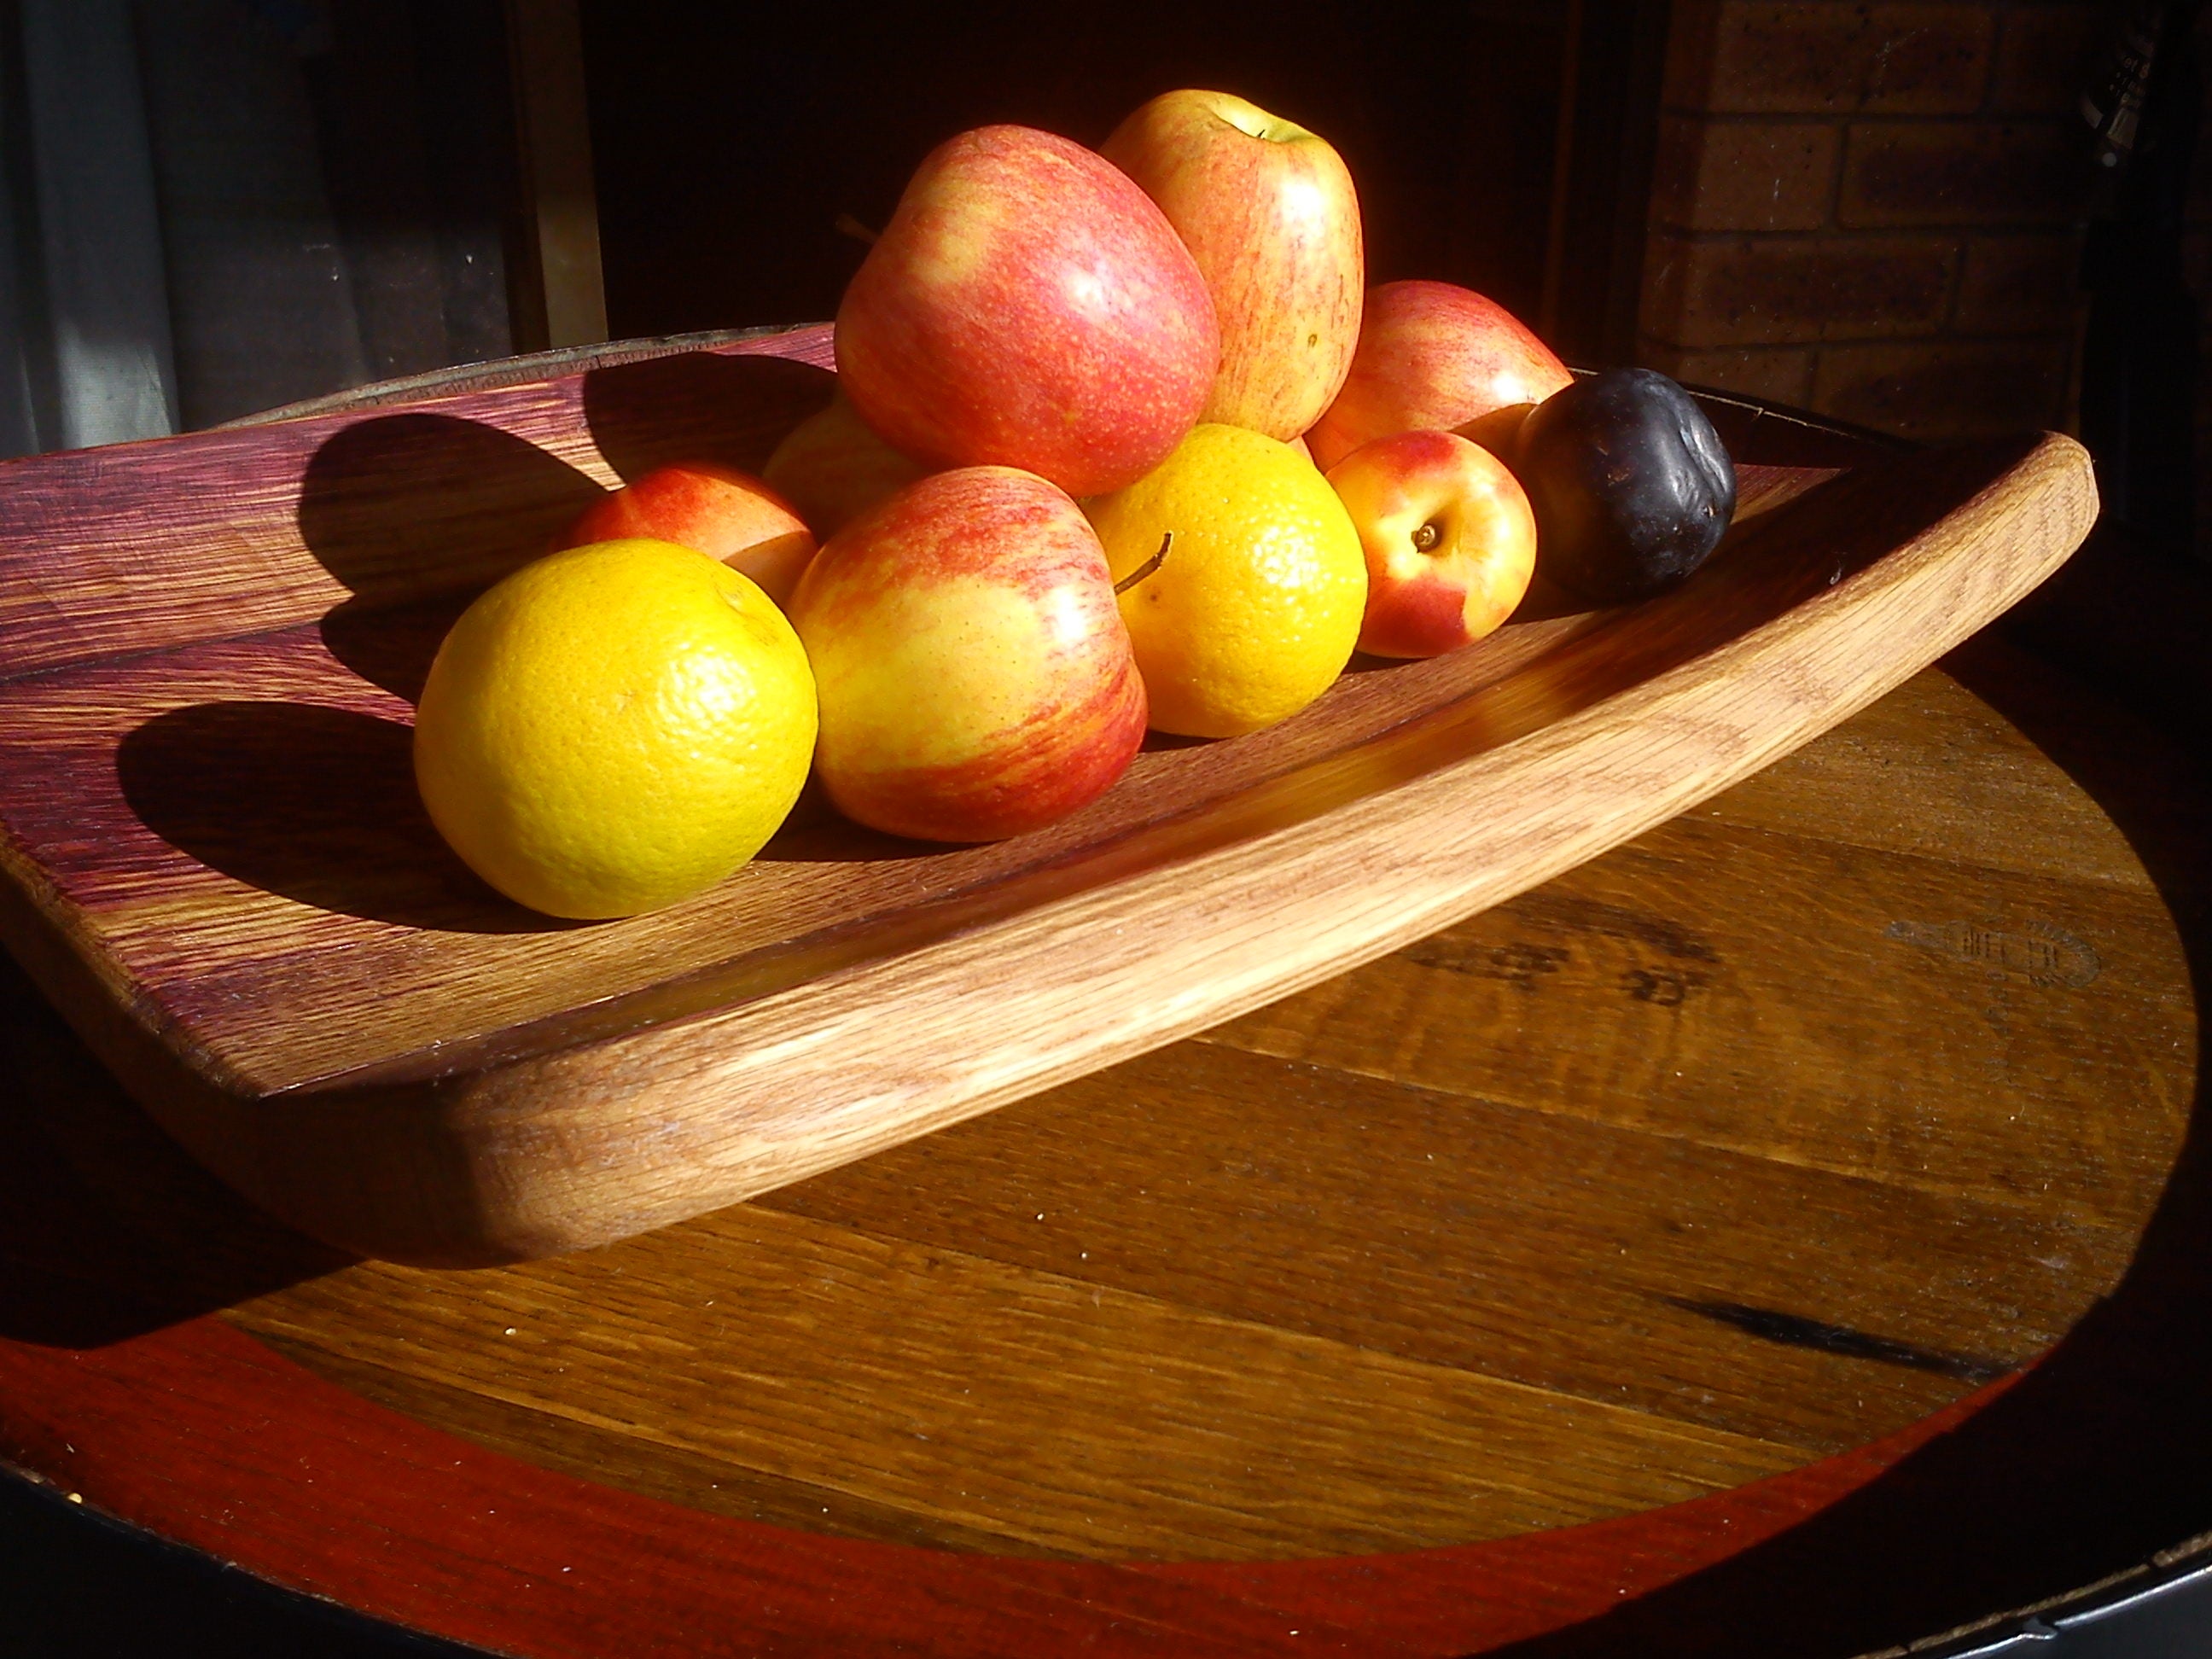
[1326,429,1536,658]
[1308,281,1572,469]
[1102,90,1361,443]
[560,463,816,608]
[786,466,1147,841]
[835,125,1220,498]
[761,393,930,540]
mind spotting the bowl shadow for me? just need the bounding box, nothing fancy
[0,950,353,1348]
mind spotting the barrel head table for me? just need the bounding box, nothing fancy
[1,343,2205,1656]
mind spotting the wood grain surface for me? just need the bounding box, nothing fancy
[0,324,2098,1266]
[1,627,2203,1658]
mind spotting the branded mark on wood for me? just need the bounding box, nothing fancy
[1884,918,2099,988]
[1624,966,1706,1007]
[1399,936,1568,989]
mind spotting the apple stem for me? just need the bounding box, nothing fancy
[834,212,881,247]
[1114,533,1173,595]
[1414,522,1441,552]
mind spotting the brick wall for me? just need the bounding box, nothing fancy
[1637,1,2101,443]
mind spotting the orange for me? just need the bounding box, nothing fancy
[413,539,817,918]
[1084,423,1365,736]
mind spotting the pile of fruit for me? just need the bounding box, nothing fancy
[412,91,1738,920]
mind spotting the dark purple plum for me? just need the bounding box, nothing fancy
[1513,368,1736,605]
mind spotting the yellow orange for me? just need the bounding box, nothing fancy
[1084,423,1365,737]
[413,539,816,918]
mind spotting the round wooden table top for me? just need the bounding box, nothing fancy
[2,619,2206,1657]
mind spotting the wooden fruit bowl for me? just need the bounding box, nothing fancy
[0,324,2095,1265]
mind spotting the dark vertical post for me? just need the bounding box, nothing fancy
[505,0,606,351]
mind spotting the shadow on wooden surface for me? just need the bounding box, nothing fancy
[317,593,477,707]
[298,413,602,606]
[114,702,558,934]
[287,353,830,710]
[0,946,351,1349]
[579,350,833,483]
[1487,637,2212,1657]
[300,413,602,702]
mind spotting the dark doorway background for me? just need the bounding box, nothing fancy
[578,0,1670,367]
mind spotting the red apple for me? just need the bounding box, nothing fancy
[834,125,1220,498]
[786,466,1147,841]
[1307,281,1572,469]
[1326,429,1536,658]
[1102,90,1362,443]
[761,392,930,539]
[561,463,815,608]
